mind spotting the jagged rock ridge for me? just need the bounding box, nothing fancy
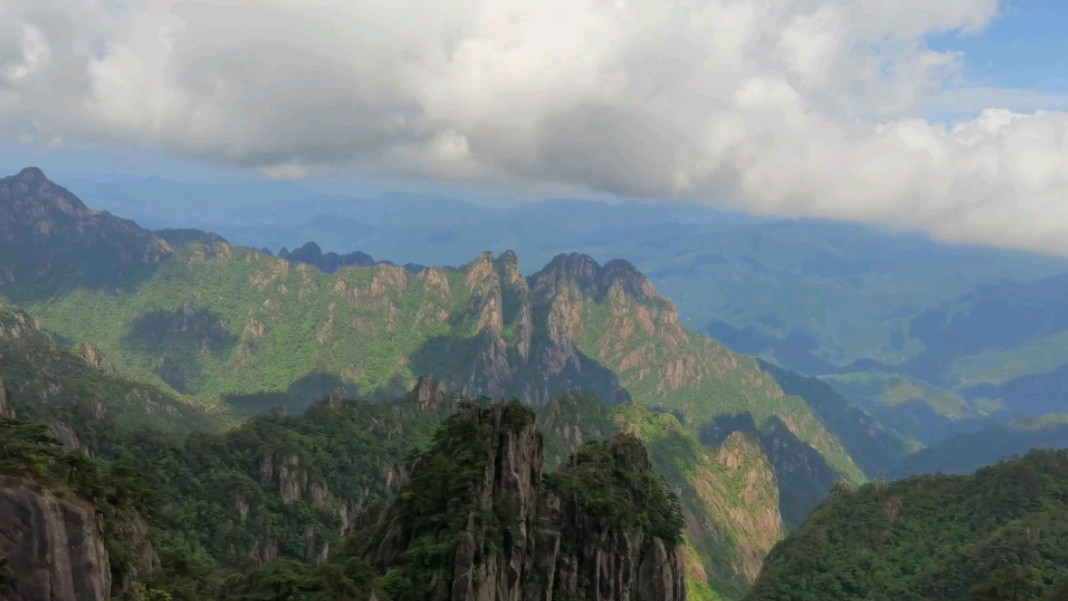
[354,400,686,601]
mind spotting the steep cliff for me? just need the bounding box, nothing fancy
[0,418,160,601]
[0,169,876,597]
[4,172,861,510]
[355,401,686,601]
[0,478,111,601]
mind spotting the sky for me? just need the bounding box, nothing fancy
[2,0,1068,256]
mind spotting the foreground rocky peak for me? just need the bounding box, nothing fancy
[0,417,159,601]
[354,401,686,601]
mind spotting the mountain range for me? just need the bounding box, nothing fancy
[0,167,864,599]
[69,174,1068,442]
[3,166,1068,600]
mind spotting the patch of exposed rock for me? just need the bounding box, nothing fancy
[0,477,111,601]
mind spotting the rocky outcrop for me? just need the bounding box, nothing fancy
[412,375,448,411]
[356,402,686,601]
[440,252,632,407]
[0,477,111,601]
[46,422,85,453]
[0,304,40,342]
[258,452,318,506]
[76,343,115,376]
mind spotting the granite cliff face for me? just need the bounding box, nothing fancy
[447,251,633,407]
[356,401,686,601]
[0,477,111,601]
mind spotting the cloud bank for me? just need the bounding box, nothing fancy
[3,0,1068,255]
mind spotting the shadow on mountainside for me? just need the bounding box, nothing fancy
[122,307,237,395]
[223,372,359,416]
[960,363,1068,419]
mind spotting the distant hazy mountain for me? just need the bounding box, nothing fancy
[277,241,426,274]
[894,414,1068,477]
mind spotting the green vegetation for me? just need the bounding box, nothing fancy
[7,172,972,600]
[824,370,973,417]
[547,434,684,542]
[0,300,232,440]
[1,174,871,545]
[0,555,12,593]
[611,403,782,599]
[551,255,866,513]
[0,303,754,599]
[538,390,617,469]
[361,401,531,600]
[218,557,383,601]
[747,450,1068,601]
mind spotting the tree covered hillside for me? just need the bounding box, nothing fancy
[747,450,1068,601]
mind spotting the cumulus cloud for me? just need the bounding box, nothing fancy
[3,0,1068,255]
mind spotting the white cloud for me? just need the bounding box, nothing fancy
[3,0,1068,256]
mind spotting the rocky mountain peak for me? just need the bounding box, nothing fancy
[2,167,89,215]
[533,252,603,295]
[601,258,658,300]
[497,249,519,265]
[531,252,659,304]
[0,167,173,301]
[354,401,685,600]
[14,166,47,185]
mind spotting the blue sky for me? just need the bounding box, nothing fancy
[929,0,1068,93]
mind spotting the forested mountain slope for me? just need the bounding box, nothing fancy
[747,450,1068,601]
